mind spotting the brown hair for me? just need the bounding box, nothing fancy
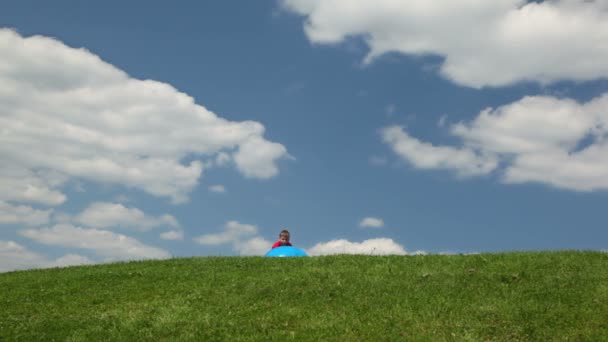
[279,229,290,237]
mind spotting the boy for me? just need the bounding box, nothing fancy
[271,229,292,248]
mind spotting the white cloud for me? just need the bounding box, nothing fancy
[160,230,184,240]
[307,238,407,255]
[0,166,67,205]
[451,96,591,155]
[194,221,258,245]
[194,221,274,255]
[0,201,53,226]
[0,240,48,272]
[233,136,290,179]
[19,224,171,261]
[382,93,608,191]
[490,94,608,191]
[234,237,274,256]
[208,185,226,193]
[204,152,232,169]
[75,202,179,231]
[359,217,384,228]
[0,240,93,273]
[0,28,289,205]
[382,126,498,177]
[282,0,608,88]
[47,254,95,268]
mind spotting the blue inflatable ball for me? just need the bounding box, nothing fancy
[264,246,308,257]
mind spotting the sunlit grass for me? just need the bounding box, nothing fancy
[1,251,607,340]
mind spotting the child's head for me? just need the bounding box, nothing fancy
[278,229,290,245]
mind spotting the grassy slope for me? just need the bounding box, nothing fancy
[1,251,607,341]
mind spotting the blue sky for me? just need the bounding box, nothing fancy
[2,0,608,271]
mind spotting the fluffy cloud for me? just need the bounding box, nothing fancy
[160,230,184,240]
[282,0,608,87]
[19,224,171,261]
[47,254,95,268]
[194,221,258,245]
[233,136,291,179]
[0,28,289,205]
[382,126,498,177]
[0,201,53,226]
[359,217,384,228]
[307,238,407,255]
[194,221,274,255]
[383,93,608,191]
[0,240,93,273]
[234,237,274,256]
[75,202,179,231]
[0,240,50,272]
[0,166,67,205]
[451,96,591,155]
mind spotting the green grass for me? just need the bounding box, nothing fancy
[1,251,607,341]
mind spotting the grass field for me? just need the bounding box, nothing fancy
[1,251,607,341]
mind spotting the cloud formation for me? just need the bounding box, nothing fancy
[383,93,608,191]
[307,238,407,255]
[234,237,274,256]
[194,221,258,245]
[0,240,93,273]
[382,126,498,177]
[0,28,289,205]
[0,167,67,206]
[282,0,608,87]
[19,224,171,261]
[0,201,53,226]
[359,217,384,228]
[194,221,273,255]
[160,230,184,241]
[75,202,179,231]
[1,202,178,271]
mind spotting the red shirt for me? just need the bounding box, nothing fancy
[272,241,292,249]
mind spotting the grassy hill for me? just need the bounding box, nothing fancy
[1,251,607,341]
